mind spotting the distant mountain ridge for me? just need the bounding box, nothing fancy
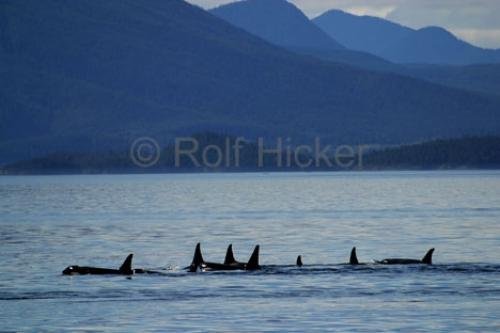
[209,1,500,95]
[210,0,344,51]
[210,0,396,70]
[313,9,412,55]
[2,0,500,164]
[314,9,500,65]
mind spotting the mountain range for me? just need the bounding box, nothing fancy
[211,0,344,52]
[210,0,395,71]
[314,9,500,65]
[1,0,500,164]
[211,0,500,96]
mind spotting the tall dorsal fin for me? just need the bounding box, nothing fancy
[119,254,134,273]
[246,245,260,270]
[296,255,303,267]
[224,244,236,265]
[422,248,435,265]
[350,247,359,265]
[188,243,205,272]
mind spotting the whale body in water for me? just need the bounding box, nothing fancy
[350,247,435,265]
[62,254,147,275]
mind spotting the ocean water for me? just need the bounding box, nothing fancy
[0,171,499,332]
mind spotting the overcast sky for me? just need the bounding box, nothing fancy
[187,0,500,49]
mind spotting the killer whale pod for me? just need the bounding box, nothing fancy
[189,243,260,272]
[63,245,438,276]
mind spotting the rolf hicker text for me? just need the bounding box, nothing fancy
[171,137,369,169]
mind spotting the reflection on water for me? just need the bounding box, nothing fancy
[1,171,499,332]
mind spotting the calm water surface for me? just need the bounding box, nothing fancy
[1,171,499,332]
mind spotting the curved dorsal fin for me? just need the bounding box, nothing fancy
[422,248,435,265]
[246,245,260,270]
[350,247,359,265]
[224,244,236,265]
[119,254,134,273]
[296,255,303,267]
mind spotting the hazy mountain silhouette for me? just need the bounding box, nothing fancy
[1,0,500,163]
[313,9,412,55]
[210,2,500,93]
[211,0,344,51]
[402,64,500,96]
[385,27,500,65]
[314,10,500,65]
[210,0,394,70]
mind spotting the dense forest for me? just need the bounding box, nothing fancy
[1,135,499,174]
[361,136,500,170]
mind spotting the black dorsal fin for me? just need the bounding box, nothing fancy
[422,248,435,265]
[246,245,260,270]
[224,244,236,265]
[296,255,303,267]
[350,247,359,265]
[119,254,134,274]
[188,243,205,272]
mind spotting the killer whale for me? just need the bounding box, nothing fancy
[350,247,361,265]
[224,244,247,269]
[296,255,303,267]
[189,243,260,272]
[224,244,238,265]
[376,248,435,265]
[63,254,139,275]
[349,247,435,265]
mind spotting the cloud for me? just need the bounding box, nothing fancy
[385,0,500,48]
[290,0,402,18]
[188,0,235,9]
[337,6,396,17]
[386,0,500,29]
[453,29,500,49]
[186,0,500,48]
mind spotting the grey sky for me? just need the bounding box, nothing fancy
[187,0,500,49]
